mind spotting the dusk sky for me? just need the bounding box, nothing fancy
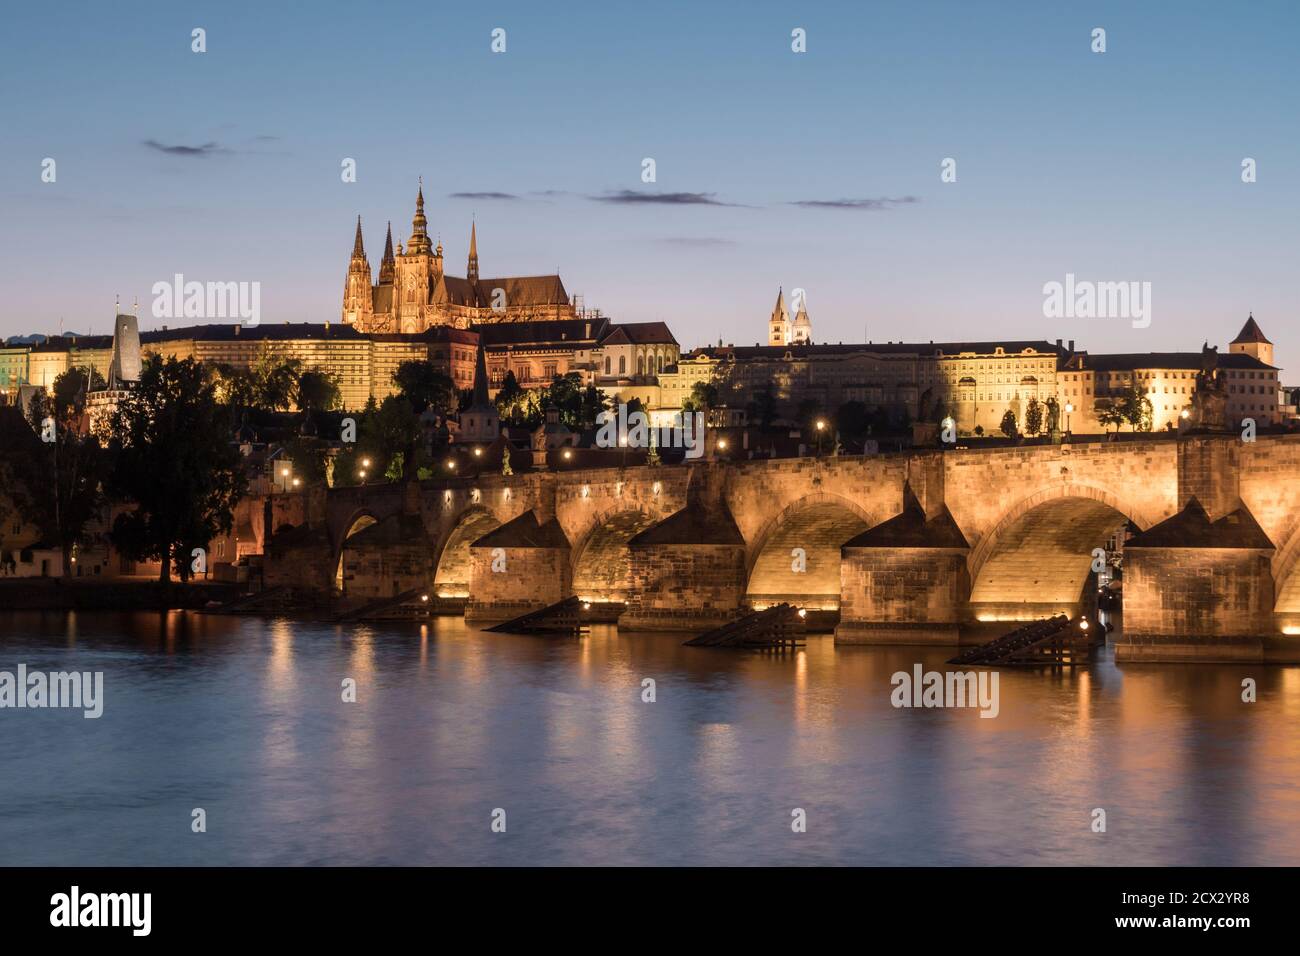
[1,1,1296,363]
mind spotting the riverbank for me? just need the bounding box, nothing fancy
[0,578,241,610]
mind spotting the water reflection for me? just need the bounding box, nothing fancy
[0,610,1297,866]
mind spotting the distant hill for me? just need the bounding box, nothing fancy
[4,333,88,347]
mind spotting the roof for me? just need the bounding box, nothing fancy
[1231,315,1271,345]
[688,340,1064,361]
[1067,351,1276,372]
[471,511,570,549]
[599,322,678,346]
[843,498,968,549]
[1125,499,1274,549]
[474,275,570,308]
[628,502,744,547]
[472,318,610,347]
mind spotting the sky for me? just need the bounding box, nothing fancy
[0,0,1296,366]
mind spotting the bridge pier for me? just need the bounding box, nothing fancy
[465,511,573,623]
[1117,499,1275,662]
[619,500,748,631]
[835,493,970,645]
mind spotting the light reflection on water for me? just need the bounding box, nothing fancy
[0,610,1297,866]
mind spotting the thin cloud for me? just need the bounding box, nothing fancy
[788,196,919,210]
[591,190,739,207]
[142,139,228,157]
[656,237,737,247]
[448,191,519,200]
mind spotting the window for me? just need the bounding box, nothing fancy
[619,356,626,375]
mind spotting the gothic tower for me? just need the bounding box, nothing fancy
[397,184,434,333]
[768,287,791,346]
[342,216,373,326]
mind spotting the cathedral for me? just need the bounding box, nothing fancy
[341,184,575,333]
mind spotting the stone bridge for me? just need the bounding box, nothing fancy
[266,434,1300,662]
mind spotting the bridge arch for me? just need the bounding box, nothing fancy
[744,493,876,610]
[571,506,660,604]
[334,512,379,594]
[967,484,1152,620]
[433,506,503,599]
[1269,524,1300,630]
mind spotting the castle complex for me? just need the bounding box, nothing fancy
[341,185,575,333]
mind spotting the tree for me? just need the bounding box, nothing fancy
[334,394,424,485]
[1025,397,1043,437]
[682,380,719,415]
[744,380,778,427]
[295,368,341,413]
[1094,399,1126,434]
[834,401,871,442]
[393,360,454,417]
[494,370,525,422]
[211,363,257,410]
[249,344,303,411]
[999,409,1018,438]
[1118,385,1153,432]
[19,372,107,576]
[105,355,247,584]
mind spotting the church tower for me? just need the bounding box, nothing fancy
[342,216,373,327]
[792,296,812,344]
[1230,313,1273,367]
[459,344,500,443]
[768,287,791,346]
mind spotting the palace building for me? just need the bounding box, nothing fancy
[341,185,575,334]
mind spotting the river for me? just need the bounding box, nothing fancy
[1,611,1297,866]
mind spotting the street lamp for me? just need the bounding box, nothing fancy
[815,418,827,454]
[1064,402,1074,434]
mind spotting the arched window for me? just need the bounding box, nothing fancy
[638,355,645,377]
[619,356,626,375]
[604,356,611,374]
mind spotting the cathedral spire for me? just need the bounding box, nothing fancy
[467,221,479,282]
[408,180,432,255]
[351,215,366,259]
[379,221,395,283]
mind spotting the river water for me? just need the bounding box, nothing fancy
[1,610,1297,866]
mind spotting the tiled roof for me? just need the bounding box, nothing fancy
[688,340,1064,361]
[473,318,609,346]
[599,322,678,346]
[1068,351,1276,372]
[1231,316,1271,345]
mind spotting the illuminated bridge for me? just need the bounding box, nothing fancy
[265,434,1300,663]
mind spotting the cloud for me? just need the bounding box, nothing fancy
[142,139,227,157]
[591,190,739,206]
[787,196,919,210]
[656,237,737,247]
[448,191,519,200]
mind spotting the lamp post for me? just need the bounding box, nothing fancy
[815,418,827,455]
[1064,402,1074,436]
